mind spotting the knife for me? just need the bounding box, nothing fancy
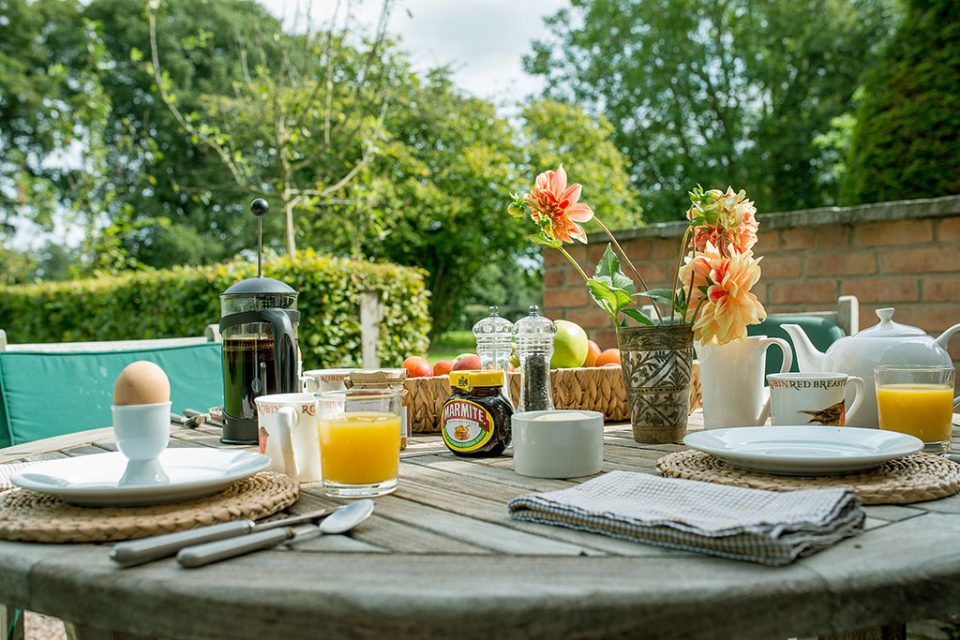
[110,508,334,566]
[177,500,374,568]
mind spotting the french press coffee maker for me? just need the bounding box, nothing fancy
[219,199,301,444]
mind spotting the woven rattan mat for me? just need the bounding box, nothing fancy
[0,472,299,543]
[657,450,960,505]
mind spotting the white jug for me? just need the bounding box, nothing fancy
[696,336,793,429]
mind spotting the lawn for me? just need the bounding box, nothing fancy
[427,330,474,364]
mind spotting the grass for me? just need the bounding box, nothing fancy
[427,330,474,364]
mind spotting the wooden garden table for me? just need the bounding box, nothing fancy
[0,415,958,640]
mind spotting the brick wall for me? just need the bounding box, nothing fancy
[543,195,960,363]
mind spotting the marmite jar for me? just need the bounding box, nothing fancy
[441,371,512,457]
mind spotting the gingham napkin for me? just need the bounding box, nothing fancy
[508,471,864,566]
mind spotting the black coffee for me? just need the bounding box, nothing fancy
[222,337,278,420]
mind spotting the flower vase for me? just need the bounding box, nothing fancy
[695,336,793,429]
[619,325,694,443]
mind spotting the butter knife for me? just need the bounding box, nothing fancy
[110,508,334,566]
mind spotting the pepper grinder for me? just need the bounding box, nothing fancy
[513,305,556,412]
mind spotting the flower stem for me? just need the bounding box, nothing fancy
[670,225,693,326]
[592,216,663,324]
[558,246,589,283]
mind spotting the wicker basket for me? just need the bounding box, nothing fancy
[405,364,701,434]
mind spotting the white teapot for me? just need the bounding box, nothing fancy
[782,308,960,428]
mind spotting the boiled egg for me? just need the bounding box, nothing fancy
[113,361,171,406]
[533,411,592,421]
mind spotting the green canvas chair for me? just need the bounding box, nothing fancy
[0,342,223,449]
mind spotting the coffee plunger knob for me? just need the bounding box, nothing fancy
[250,199,269,217]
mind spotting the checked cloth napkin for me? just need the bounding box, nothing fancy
[508,471,865,566]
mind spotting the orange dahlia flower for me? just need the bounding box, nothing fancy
[524,165,595,244]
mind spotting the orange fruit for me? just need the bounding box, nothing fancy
[584,340,602,367]
[596,348,621,367]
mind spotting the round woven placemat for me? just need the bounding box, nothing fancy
[657,450,960,505]
[0,472,299,543]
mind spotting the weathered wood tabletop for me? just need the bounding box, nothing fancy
[0,416,959,640]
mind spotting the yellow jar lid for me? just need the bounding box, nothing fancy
[468,370,504,387]
[450,371,474,390]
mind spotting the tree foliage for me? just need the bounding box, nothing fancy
[842,0,960,204]
[525,0,895,220]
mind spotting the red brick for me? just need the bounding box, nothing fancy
[543,250,565,269]
[592,328,618,350]
[760,256,801,279]
[654,238,682,260]
[780,228,815,251]
[768,280,838,305]
[938,217,960,243]
[881,304,960,334]
[853,219,933,247]
[805,251,877,277]
[815,226,850,250]
[631,261,669,289]
[543,287,589,310]
[752,231,776,256]
[543,269,565,288]
[622,238,653,261]
[565,308,612,330]
[924,275,960,302]
[587,243,607,264]
[840,277,919,303]
[881,247,960,274]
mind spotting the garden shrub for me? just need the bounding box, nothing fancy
[0,250,431,368]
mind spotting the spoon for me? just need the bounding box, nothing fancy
[177,499,375,568]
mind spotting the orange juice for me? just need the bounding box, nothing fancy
[876,384,953,443]
[318,412,401,484]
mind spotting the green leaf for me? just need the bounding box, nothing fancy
[641,287,675,306]
[529,234,561,249]
[593,245,634,293]
[586,277,633,318]
[622,307,654,326]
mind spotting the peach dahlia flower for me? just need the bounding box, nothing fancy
[524,165,595,244]
[690,247,766,345]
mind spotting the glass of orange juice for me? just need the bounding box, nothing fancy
[875,365,957,455]
[317,389,402,497]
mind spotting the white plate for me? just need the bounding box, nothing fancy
[683,426,923,476]
[11,449,270,506]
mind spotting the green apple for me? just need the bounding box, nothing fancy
[551,320,589,368]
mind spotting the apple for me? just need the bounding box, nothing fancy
[433,360,455,376]
[452,354,482,371]
[584,340,601,367]
[551,320,589,368]
[596,348,622,367]
[402,355,433,378]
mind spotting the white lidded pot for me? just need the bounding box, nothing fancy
[782,308,960,428]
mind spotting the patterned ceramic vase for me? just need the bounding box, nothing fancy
[619,324,694,444]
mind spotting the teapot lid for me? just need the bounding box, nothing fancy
[858,308,926,338]
[222,276,298,297]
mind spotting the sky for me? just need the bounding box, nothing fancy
[260,0,569,104]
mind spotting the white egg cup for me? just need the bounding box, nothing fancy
[112,401,172,486]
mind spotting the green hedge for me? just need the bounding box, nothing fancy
[0,250,431,368]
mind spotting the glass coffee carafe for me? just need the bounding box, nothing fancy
[219,277,300,443]
[217,199,301,444]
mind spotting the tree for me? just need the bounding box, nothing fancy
[147,0,396,260]
[525,0,894,220]
[841,0,960,204]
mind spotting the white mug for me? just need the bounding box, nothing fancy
[255,393,323,483]
[302,368,357,394]
[767,372,866,426]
